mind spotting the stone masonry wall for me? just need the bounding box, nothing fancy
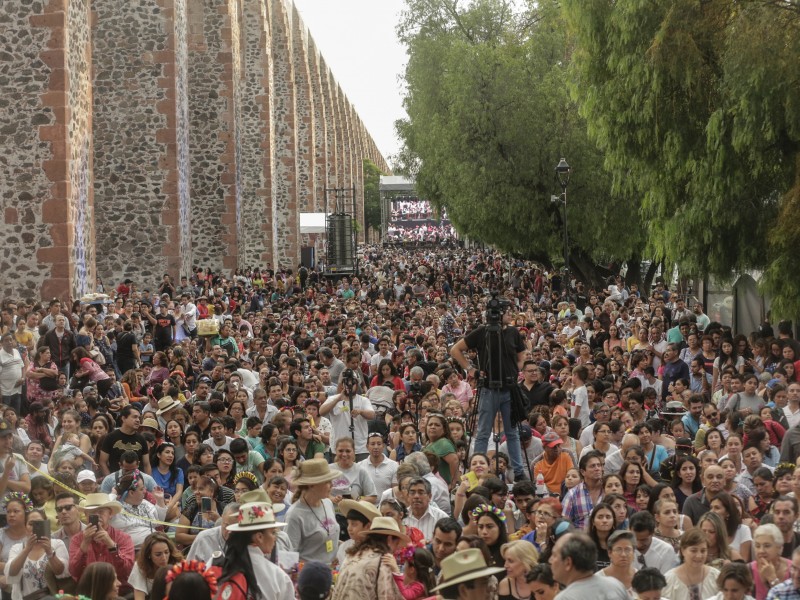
[0,0,57,299]
[91,0,179,286]
[270,0,299,269]
[0,0,387,299]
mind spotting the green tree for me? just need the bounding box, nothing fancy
[562,0,800,315]
[362,158,384,243]
[396,0,644,283]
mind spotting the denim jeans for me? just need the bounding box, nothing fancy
[1,393,21,415]
[473,387,525,477]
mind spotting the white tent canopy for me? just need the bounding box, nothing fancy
[300,212,326,234]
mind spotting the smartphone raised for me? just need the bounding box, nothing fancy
[88,514,100,528]
[32,520,50,539]
[201,497,212,512]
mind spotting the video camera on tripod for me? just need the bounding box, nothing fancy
[340,368,360,396]
[485,291,512,326]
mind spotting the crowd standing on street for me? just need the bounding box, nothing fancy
[1,242,800,600]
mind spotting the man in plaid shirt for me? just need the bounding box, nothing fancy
[562,451,605,530]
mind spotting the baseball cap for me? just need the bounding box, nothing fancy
[542,431,563,448]
[518,424,532,441]
[0,420,13,437]
[77,470,96,484]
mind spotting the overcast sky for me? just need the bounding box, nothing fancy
[292,0,407,165]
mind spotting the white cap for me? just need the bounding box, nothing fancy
[76,470,96,484]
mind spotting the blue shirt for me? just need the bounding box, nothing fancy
[151,467,184,498]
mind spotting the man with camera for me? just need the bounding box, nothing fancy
[320,369,376,461]
[450,294,528,481]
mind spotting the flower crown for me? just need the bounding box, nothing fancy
[233,471,259,487]
[471,503,506,523]
[776,462,797,472]
[446,417,465,426]
[55,594,91,600]
[3,492,33,513]
[164,560,217,596]
[398,544,416,565]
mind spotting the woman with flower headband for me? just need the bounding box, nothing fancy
[6,506,69,600]
[128,532,183,600]
[110,472,179,549]
[0,493,33,597]
[473,504,508,568]
[232,471,258,502]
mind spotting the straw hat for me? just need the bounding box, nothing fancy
[356,516,410,545]
[431,548,506,592]
[156,396,181,415]
[141,417,160,431]
[79,493,122,515]
[239,488,285,514]
[339,499,381,523]
[226,502,286,532]
[293,458,341,486]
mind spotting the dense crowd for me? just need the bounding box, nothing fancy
[390,200,441,219]
[386,223,456,242]
[0,245,800,600]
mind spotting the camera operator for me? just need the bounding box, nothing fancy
[450,294,528,481]
[320,369,376,461]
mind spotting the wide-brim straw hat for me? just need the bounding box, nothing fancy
[356,516,410,546]
[431,548,506,592]
[293,458,341,486]
[339,499,381,523]
[238,489,285,514]
[79,493,122,515]
[156,396,181,415]
[227,502,286,532]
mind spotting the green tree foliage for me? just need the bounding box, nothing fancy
[362,158,384,242]
[396,0,642,278]
[563,0,800,315]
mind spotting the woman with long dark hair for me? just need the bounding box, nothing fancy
[217,502,293,600]
[472,503,508,568]
[128,532,182,600]
[671,455,702,511]
[151,442,184,499]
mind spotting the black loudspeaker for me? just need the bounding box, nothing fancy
[327,213,354,269]
[300,246,315,269]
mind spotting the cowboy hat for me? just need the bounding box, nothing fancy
[292,458,341,486]
[156,396,182,416]
[356,516,410,545]
[79,493,122,515]
[227,502,286,532]
[431,548,506,592]
[238,488,285,514]
[339,499,381,523]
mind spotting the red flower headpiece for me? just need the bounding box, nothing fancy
[164,560,217,597]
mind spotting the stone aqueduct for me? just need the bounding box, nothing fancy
[0,0,389,300]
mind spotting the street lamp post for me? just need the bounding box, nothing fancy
[553,158,571,302]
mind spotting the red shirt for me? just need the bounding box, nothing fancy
[69,525,135,591]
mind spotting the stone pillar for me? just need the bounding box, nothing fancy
[270,0,299,270]
[292,6,314,217]
[308,37,328,213]
[0,0,95,300]
[319,61,339,203]
[186,0,241,272]
[91,0,191,286]
[239,0,276,268]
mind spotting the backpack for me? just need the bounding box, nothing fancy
[216,572,254,600]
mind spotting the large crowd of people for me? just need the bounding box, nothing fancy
[386,223,456,243]
[0,244,799,600]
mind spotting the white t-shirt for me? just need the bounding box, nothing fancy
[0,349,24,395]
[571,385,590,428]
[730,523,752,553]
[323,394,374,454]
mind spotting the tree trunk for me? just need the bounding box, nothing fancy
[643,260,660,294]
[625,254,642,288]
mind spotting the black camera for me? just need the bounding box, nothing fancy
[341,369,359,391]
[486,291,511,325]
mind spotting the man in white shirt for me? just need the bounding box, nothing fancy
[631,511,679,572]
[570,365,590,429]
[369,338,393,376]
[178,293,197,337]
[320,370,375,460]
[357,433,398,503]
[403,477,448,542]
[784,383,800,429]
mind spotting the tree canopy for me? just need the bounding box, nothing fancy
[562,0,800,315]
[395,0,643,282]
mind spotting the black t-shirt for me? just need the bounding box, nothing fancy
[116,332,137,360]
[154,314,176,345]
[783,531,800,559]
[101,429,148,472]
[464,325,525,387]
